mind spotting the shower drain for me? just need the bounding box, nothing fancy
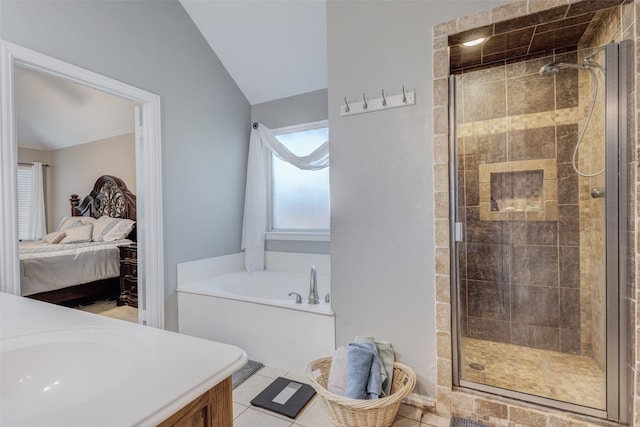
[468,362,485,371]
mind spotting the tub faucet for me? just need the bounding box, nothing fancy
[308,265,319,304]
[288,292,302,304]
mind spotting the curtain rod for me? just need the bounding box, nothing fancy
[18,162,49,167]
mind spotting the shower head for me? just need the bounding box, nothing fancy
[539,61,585,76]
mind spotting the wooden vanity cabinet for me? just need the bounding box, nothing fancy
[157,377,232,427]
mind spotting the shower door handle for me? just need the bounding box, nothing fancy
[454,222,464,242]
[590,188,605,198]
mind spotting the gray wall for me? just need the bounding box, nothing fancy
[18,133,137,233]
[327,0,509,397]
[1,0,250,330]
[17,147,50,164]
[49,133,137,232]
[251,89,328,129]
[251,89,330,255]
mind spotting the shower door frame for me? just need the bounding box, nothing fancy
[448,41,631,423]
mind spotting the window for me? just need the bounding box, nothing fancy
[17,165,33,240]
[270,122,329,232]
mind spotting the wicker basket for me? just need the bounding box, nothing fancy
[306,357,416,427]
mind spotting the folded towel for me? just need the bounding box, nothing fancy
[374,340,394,396]
[346,342,382,399]
[355,336,394,396]
[327,346,348,395]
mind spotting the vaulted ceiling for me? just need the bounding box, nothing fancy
[179,0,327,106]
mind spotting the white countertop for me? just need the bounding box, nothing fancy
[0,292,247,426]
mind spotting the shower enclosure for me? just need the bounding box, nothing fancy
[450,42,630,420]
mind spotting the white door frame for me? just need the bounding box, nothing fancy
[0,40,165,329]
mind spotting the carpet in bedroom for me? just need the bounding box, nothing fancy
[73,298,138,323]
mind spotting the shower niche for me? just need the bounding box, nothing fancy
[479,159,557,221]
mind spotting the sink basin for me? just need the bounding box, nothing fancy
[1,327,146,424]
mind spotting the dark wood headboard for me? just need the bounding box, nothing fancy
[69,175,136,221]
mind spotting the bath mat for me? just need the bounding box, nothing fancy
[250,376,316,419]
[450,416,491,427]
[232,360,264,389]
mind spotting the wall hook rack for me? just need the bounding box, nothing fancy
[341,86,415,117]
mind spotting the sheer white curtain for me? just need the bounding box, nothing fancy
[27,162,47,239]
[241,123,329,272]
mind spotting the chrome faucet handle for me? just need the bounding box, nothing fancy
[288,292,302,304]
[324,292,330,303]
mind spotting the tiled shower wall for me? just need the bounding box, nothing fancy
[577,6,620,372]
[431,1,638,426]
[455,59,584,354]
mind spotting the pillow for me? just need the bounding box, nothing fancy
[60,224,93,243]
[58,217,82,231]
[58,216,96,232]
[56,216,71,231]
[42,231,66,244]
[103,219,135,241]
[92,216,122,242]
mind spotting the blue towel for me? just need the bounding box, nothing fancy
[345,342,382,399]
[354,336,394,396]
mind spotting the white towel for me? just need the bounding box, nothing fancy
[327,346,348,395]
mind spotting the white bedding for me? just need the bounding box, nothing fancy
[20,239,133,296]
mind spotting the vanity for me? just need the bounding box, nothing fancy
[0,292,247,426]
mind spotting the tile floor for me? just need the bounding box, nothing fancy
[232,365,449,427]
[461,337,606,410]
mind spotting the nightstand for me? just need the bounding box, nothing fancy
[117,243,138,307]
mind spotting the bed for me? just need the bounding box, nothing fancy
[21,175,137,305]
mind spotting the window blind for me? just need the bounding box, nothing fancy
[17,165,33,240]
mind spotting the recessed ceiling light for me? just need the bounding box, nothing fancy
[463,37,485,47]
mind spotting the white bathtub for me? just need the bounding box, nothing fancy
[177,252,335,376]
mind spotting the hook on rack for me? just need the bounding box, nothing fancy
[340,85,415,116]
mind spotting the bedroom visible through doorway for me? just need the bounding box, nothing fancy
[15,65,139,321]
[0,40,165,328]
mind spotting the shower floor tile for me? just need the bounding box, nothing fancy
[461,337,606,410]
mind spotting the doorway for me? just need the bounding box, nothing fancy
[0,41,165,328]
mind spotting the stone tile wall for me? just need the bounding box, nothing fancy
[455,56,583,354]
[577,6,619,371]
[431,0,638,425]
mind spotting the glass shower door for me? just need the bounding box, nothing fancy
[451,45,615,414]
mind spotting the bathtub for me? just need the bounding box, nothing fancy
[177,252,335,376]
